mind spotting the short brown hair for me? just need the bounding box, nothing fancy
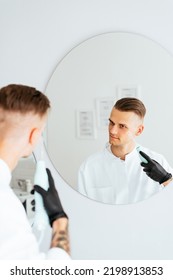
[114,97,146,118]
[0,84,50,116]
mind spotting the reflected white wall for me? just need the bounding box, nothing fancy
[1,0,173,259]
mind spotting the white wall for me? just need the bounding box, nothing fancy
[1,0,173,259]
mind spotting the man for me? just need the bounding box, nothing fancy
[78,97,173,204]
[0,84,70,259]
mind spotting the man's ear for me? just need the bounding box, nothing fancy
[29,128,42,146]
[135,124,144,136]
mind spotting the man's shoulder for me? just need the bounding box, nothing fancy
[80,147,110,169]
[83,150,106,163]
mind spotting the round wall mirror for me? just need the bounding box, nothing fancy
[45,32,173,204]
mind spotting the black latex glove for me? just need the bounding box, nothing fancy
[34,168,68,226]
[139,151,172,184]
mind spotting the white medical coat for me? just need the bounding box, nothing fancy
[0,159,70,259]
[78,143,173,204]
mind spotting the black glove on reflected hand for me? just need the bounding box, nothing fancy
[139,151,172,184]
[34,168,68,227]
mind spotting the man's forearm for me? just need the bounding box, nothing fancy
[163,177,173,187]
[50,218,70,255]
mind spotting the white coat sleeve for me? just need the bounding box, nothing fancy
[77,164,88,196]
[0,188,71,260]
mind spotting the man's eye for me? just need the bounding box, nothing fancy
[119,124,126,129]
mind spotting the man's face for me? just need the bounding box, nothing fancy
[108,108,144,148]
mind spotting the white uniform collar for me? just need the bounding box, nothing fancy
[106,142,139,161]
[0,159,12,186]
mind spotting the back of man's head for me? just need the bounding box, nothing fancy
[114,97,146,119]
[0,84,51,159]
[0,84,50,116]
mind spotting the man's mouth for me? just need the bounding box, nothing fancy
[110,135,119,140]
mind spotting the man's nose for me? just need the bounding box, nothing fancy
[110,124,118,134]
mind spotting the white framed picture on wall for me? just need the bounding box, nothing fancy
[76,110,96,139]
[117,84,141,99]
[95,97,115,130]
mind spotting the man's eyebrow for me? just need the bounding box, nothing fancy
[109,118,128,128]
[109,118,115,125]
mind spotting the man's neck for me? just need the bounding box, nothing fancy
[110,142,136,160]
[0,144,19,171]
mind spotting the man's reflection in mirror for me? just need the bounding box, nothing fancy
[78,98,173,204]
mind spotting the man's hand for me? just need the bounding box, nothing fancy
[139,151,172,184]
[34,168,68,226]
